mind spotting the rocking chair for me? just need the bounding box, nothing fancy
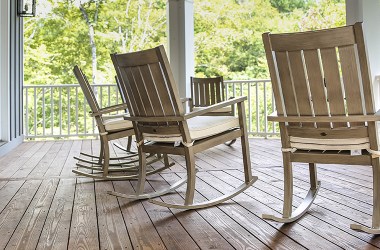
[189,76,236,146]
[72,66,173,180]
[261,22,380,234]
[110,45,257,208]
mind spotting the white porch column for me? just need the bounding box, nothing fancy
[167,0,194,99]
[346,0,380,109]
[0,0,10,142]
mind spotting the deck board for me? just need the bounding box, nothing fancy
[0,138,379,249]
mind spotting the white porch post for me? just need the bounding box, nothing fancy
[0,0,10,142]
[346,0,380,109]
[167,0,194,99]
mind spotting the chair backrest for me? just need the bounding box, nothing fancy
[73,65,107,133]
[111,45,187,139]
[190,76,225,107]
[263,22,374,129]
[73,66,101,115]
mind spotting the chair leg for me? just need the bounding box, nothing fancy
[127,136,133,152]
[136,147,147,194]
[102,138,110,177]
[351,158,380,234]
[184,147,196,206]
[283,154,293,218]
[98,138,105,164]
[263,159,320,223]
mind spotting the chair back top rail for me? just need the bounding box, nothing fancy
[263,22,375,129]
[190,76,225,107]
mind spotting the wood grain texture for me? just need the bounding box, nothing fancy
[5,179,59,250]
[36,178,76,250]
[95,181,133,250]
[0,180,41,249]
[68,177,99,250]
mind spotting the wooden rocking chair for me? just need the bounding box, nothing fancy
[189,76,236,146]
[72,66,173,180]
[261,22,380,234]
[110,45,257,208]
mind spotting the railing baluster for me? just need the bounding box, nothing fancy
[76,86,79,135]
[59,87,62,136]
[256,82,259,134]
[25,87,29,138]
[51,87,54,136]
[67,87,71,135]
[264,81,268,138]
[248,82,252,134]
[34,87,37,136]
[42,87,45,136]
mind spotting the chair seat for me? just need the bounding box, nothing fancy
[143,116,240,143]
[289,136,371,151]
[192,106,232,113]
[103,117,133,132]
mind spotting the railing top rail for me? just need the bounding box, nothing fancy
[23,83,117,88]
[224,79,271,83]
[23,79,272,88]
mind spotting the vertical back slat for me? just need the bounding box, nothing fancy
[320,48,347,127]
[149,63,177,116]
[199,83,205,106]
[288,51,313,127]
[338,45,364,126]
[140,65,164,117]
[205,83,210,106]
[275,51,299,126]
[124,67,147,116]
[131,67,154,116]
[303,49,330,128]
[194,82,199,107]
[210,82,216,104]
[216,82,222,102]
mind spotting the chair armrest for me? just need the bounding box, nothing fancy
[123,114,185,122]
[268,110,380,122]
[102,112,129,120]
[89,103,129,117]
[184,96,246,119]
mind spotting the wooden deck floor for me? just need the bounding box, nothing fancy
[0,138,379,249]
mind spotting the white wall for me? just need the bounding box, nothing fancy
[0,0,10,142]
[346,0,380,109]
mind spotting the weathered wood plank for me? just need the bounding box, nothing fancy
[11,141,55,179]
[112,180,166,249]
[0,180,41,249]
[5,179,59,249]
[43,140,73,177]
[68,177,99,250]
[37,178,76,250]
[94,181,133,249]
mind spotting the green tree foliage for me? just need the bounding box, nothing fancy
[269,0,311,13]
[23,0,345,137]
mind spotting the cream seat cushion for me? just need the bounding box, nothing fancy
[143,116,240,142]
[192,106,232,113]
[103,117,133,131]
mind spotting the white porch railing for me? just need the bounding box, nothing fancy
[23,80,279,139]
